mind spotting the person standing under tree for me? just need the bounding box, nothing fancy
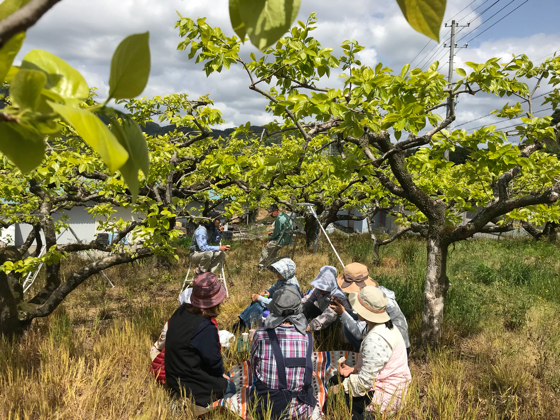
[256,204,293,269]
[190,211,230,274]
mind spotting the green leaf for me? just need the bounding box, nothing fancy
[456,67,466,77]
[21,50,89,100]
[108,32,151,100]
[396,0,446,41]
[49,102,128,172]
[229,0,247,41]
[0,0,31,20]
[0,122,44,172]
[0,32,25,83]
[237,0,302,51]
[11,69,46,110]
[109,116,150,200]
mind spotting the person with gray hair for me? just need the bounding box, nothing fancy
[250,286,317,419]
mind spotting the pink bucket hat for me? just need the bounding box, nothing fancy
[190,272,227,309]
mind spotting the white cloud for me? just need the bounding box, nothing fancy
[15,0,558,129]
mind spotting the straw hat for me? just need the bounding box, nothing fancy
[190,272,227,309]
[348,286,390,323]
[336,262,378,293]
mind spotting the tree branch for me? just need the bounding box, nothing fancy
[0,0,63,49]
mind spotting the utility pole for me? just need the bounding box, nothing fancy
[443,20,468,160]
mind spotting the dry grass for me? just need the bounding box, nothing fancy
[2,236,560,419]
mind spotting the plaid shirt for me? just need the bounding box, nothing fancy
[250,325,314,418]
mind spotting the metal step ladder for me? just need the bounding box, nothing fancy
[181,241,229,297]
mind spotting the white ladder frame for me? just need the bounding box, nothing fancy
[181,241,229,297]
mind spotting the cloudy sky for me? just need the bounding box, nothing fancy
[16,0,560,133]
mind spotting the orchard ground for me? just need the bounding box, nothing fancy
[2,234,560,420]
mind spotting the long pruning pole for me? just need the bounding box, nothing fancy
[298,203,345,269]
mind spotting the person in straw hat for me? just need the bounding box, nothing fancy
[165,272,235,412]
[249,286,317,419]
[326,286,411,419]
[329,262,410,354]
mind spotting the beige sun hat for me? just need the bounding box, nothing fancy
[348,286,391,324]
[336,262,378,293]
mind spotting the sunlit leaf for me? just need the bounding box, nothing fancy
[396,0,446,41]
[229,0,246,41]
[11,69,46,110]
[0,122,44,172]
[0,0,32,20]
[108,32,151,100]
[109,116,150,200]
[0,32,24,83]
[49,102,128,172]
[237,0,302,51]
[21,50,89,100]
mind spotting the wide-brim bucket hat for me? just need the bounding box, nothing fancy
[190,272,227,308]
[348,286,390,323]
[337,262,378,293]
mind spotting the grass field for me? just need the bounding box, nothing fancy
[2,233,559,419]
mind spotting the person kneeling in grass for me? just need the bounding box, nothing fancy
[233,258,301,332]
[330,263,410,355]
[302,266,352,335]
[326,286,411,420]
[250,286,316,420]
[165,273,235,412]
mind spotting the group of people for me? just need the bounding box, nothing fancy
[152,255,412,420]
[188,205,294,276]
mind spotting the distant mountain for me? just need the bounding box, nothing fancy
[141,121,282,145]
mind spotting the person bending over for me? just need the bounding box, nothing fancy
[329,263,410,354]
[326,286,411,419]
[165,273,235,411]
[301,265,352,332]
[233,258,301,332]
[190,211,230,274]
[250,286,316,419]
[257,204,293,269]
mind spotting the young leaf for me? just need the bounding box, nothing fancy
[0,32,25,83]
[396,0,446,42]
[229,0,247,41]
[237,0,302,51]
[456,67,467,77]
[109,117,149,200]
[108,32,151,100]
[49,102,128,172]
[21,50,89,100]
[0,122,45,172]
[0,0,32,20]
[10,69,47,110]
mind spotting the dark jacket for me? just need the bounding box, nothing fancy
[165,305,227,406]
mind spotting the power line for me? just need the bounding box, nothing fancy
[454,90,554,129]
[418,30,450,70]
[410,0,479,69]
[464,106,552,132]
[461,0,492,21]
[447,0,479,23]
[419,45,446,71]
[419,0,499,71]
[464,0,530,45]
[409,39,435,68]
[534,51,558,64]
[456,0,516,43]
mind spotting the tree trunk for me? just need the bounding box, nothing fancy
[0,247,28,337]
[420,225,450,347]
[304,214,318,249]
[372,240,381,266]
